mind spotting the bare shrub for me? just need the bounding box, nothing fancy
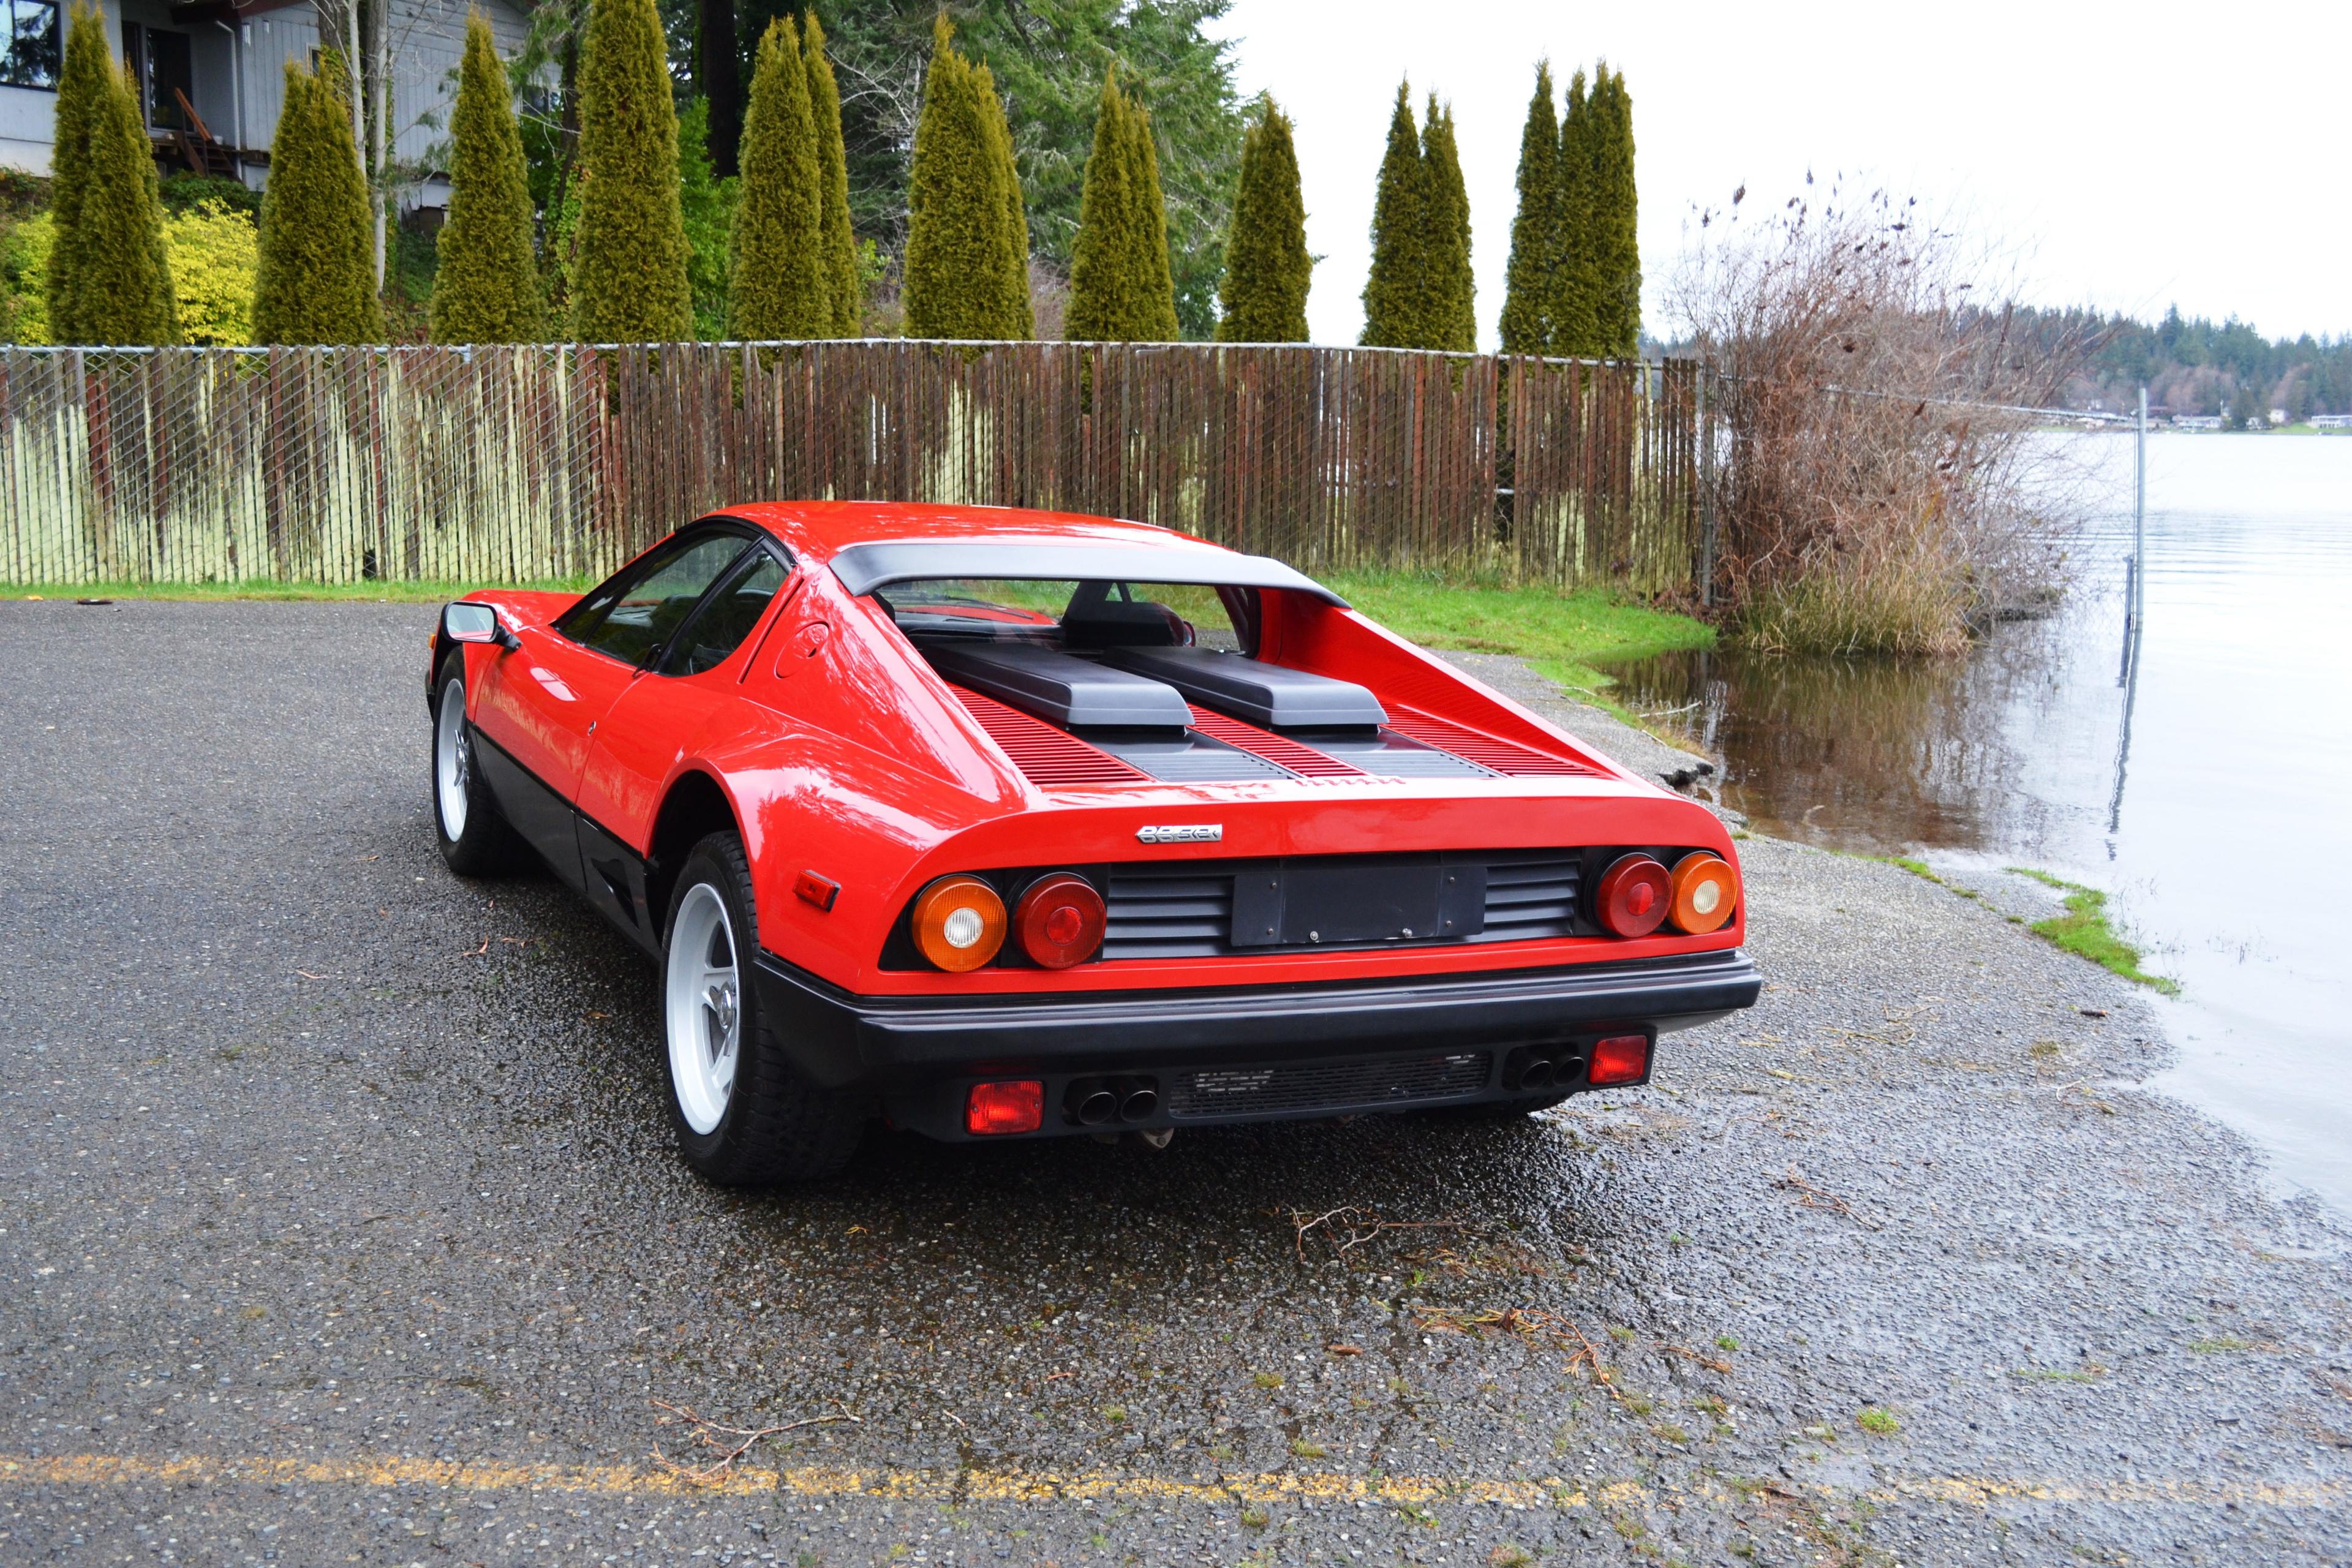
[1669,184,2094,655]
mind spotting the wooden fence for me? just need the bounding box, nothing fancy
[0,341,1709,592]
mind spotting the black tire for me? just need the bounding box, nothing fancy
[661,832,867,1185]
[431,652,524,877]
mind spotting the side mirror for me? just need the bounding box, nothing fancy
[443,602,518,650]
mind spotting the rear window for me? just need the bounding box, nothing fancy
[873,579,1253,652]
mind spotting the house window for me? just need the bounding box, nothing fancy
[2,0,61,90]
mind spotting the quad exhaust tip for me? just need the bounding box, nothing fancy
[1066,1076,1160,1127]
[1504,1047,1586,1093]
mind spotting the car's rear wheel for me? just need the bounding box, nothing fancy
[663,832,865,1185]
[432,654,522,876]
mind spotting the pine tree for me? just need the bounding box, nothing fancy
[42,1,105,343]
[1215,96,1308,342]
[431,12,543,345]
[571,0,693,342]
[1498,62,1559,356]
[902,18,1029,341]
[1359,81,1431,349]
[56,55,179,344]
[252,64,384,345]
[1066,70,1177,342]
[1552,67,1600,357]
[1421,96,1474,352]
[802,12,861,336]
[1588,65,1640,356]
[728,15,828,339]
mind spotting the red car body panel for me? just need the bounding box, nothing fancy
[438,502,1757,1134]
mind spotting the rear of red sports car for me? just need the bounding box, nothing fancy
[708,509,1760,1148]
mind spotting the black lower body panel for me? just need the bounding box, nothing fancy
[750,946,1761,1140]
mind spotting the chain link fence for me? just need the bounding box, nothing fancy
[1,340,1709,590]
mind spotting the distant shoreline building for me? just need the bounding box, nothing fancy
[0,0,533,216]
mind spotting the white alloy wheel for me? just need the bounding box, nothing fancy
[435,678,472,840]
[666,883,742,1135]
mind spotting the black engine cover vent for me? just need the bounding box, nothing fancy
[921,640,1190,731]
[1099,646,1388,731]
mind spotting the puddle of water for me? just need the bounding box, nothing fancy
[1601,433,2352,1218]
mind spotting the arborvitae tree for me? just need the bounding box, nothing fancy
[1552,67,1600,356]
[571,0,694,342]
[902,18,1029,340]
[1215,95,1309,343]
[728,15,828,339]
[431,12,543,344]
[252,64,384,345]
[59,56,180,344]
[802,12,861,336]
[1588,65,1640,356]
[1066,71,1177,341]
[1421,96,1474,353]
[1359,81,1432,349]
[1498,62,1559,356]
[42,1,105,343]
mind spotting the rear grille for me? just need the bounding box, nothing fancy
[1169,1052,1493,1118]
[1101,869,1235,960]
[1385,707,1607,777]
[1182,706,1365,777]
[1479,853,1583,941]
[954,687,1148,787]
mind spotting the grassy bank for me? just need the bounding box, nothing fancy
[2007,868,2179,995]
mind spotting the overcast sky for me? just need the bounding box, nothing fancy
[1207,1,2352,349]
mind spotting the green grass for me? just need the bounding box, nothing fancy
[1325,567,1716,714]
[1856,1407,1901,1436]
[2007,868,2179,995]
[7,577,593,604]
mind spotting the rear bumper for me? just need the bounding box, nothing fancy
[752,946,1760,1140]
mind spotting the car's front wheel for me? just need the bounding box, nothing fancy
[432,653,522,876]
[663,832,866,1185]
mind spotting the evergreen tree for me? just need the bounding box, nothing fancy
[42,1,105,343]
[1498,62,1559,356]
[802,12,862,336]
[62,53,179,343]
[902,18,1029,341]
[1421,96,1474,352]
[431,12,543,345]
[571,0,694,342]
[1588,64,1640,356]
[1359,81,1432,349]
[1066,70,1177,341]
[1552,67,1600,356]
[728,15,828,339]
[252,64,384,345]
[1214,94,1309,343]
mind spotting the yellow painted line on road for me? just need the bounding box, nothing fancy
[0,1452,2340,1512]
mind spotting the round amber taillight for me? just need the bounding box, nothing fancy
[1594,853,1672,938]
[1669,853,1738,934]
[911,875,1007,973]
[1014,874,1106,969]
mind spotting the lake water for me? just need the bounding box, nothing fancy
[1601,434,2352,1218]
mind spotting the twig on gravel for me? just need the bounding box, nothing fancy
[1410,1306,1642,1410]
[1774,1167,1885,1230]
[1654,1340,1736,1374]
[459,937,489,957]
[1289,1205,1480,1261]
[649,1397,859,1483]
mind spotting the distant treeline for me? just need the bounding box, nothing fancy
[2013,305,2352,424]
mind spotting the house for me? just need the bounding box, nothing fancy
[0,0,532,213]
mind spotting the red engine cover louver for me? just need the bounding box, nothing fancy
[1182,706,1364,778]
[1385,707,1606,777]
[952,687,1150,787]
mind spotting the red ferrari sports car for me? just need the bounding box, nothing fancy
[429,503,1758,1183]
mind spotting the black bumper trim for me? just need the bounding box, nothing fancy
[751,946,1760,1092]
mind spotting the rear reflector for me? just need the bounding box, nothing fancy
[1588,1035,1650,1086]
[965,1080,1044,1135]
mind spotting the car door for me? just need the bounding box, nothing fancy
[574,543,796,945]
[470,527,757,889]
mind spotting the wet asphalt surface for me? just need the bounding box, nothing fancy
[3,598,2349,1567]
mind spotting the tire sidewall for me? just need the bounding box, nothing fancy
[663,836,763,1167]
[431,657,470,853]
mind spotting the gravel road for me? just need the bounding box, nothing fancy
[4,598,2346,1567]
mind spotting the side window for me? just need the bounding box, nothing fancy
[664,552,791,676]
[556,532,751,667]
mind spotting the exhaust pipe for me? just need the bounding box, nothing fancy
[1065,1075,1162,1127]
[1118,1080,1159,1123]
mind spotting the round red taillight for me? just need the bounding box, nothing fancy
[1594,853,1672,938]
[911,875,1007,973]
[1014,873,1106,968]
[1668,853,1738,934]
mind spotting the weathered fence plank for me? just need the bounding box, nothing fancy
[0,341,1706,591]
